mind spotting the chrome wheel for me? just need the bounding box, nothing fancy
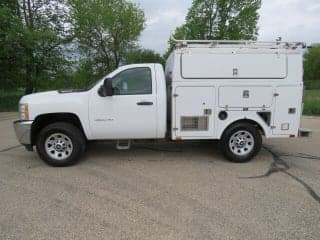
[45,133,73,161]
[229,130,254,156]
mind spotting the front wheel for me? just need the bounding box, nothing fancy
[221,122,262,163]
[36,122,86,167]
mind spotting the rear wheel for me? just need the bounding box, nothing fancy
[36,122,86,167]
[221,122,262,163]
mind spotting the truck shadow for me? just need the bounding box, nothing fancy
[82,140,225,164]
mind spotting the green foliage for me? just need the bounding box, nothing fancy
[184,0,261,39]
[70,60,99,89]
[0,90,23,112]
[0,0,74,94]
[69,0,145,77]
[304,47,320,89]
[165,0,261,55]
[164,26,186,60]
[303,89,320,115]
[0,0,147,97]
[125,48,165,67]
[0,3,24,90]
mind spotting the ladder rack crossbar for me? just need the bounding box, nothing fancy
[171,37,306,49]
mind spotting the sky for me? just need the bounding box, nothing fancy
[132,0,320,54]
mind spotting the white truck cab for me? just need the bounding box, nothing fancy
[14,40,305,166]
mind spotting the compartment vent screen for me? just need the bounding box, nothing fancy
[181,116,208,131]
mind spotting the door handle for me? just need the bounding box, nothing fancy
[137,101,153,106]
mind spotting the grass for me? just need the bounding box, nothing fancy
[0,89,319,115]
[303,89,320,115]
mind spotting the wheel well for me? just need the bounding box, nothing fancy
[222,119,265,138]
[31,113,86,145]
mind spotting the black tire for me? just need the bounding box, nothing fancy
[36,122,86,167]
[221,122,262,163]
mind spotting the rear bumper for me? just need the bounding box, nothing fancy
[13,120,33,145]
[298,128,312,138]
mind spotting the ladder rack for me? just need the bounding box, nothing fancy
[171,37,306,50]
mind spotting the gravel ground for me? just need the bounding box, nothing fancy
[0,113,319,240]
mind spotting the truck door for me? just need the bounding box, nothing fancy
[272,85,303,136]
[89,66,157,139]
[174,86,215,138]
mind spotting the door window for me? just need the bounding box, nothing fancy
[112,67,152,95]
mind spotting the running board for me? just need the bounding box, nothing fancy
[116,140,131,150]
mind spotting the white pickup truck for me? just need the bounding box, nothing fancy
[14,40,305,166]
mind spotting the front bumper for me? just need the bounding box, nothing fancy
[13,120,33,145]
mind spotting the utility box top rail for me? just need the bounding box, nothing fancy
[172,38,306,50]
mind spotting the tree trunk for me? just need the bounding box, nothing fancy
[25,61,34,94]
[25,77,33,94]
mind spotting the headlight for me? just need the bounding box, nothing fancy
[19,103,29,120]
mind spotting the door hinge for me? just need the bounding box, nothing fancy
[271,126,276,129]
[274,93,279,97]
[173,93,179,97]
[173,127,178,131]
[204,109,212,115]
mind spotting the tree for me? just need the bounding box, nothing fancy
[0,2,24,90]
[69,0,145,79]
[0,0,74,94]
[165,0,261,55]
[124,48,165,66]
[20,0,73,93]
[304,46,320,89]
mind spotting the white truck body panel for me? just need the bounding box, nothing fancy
[175,86,215,137]
[272,85,303,135]
[218,86,273,108]
[166,42,304,140]
[181,51,288,79]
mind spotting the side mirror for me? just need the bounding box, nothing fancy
[98,78,113,97]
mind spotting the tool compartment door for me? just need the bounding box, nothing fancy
[181,53,287,79]
[272,85,303,136]
[219,86,273,108]
[175,86,215,138]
